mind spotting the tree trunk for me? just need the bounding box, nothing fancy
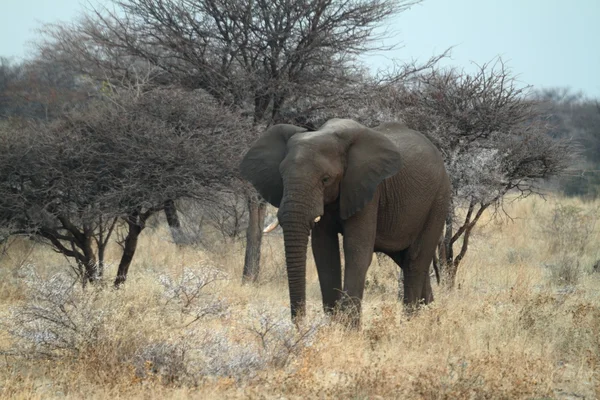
[253,89,270,125]
[43,216,99,287]
[444,199,488,289]
[164,199,184,244]
[97,244,106,279]
[96,216,117,280]
[444,229,458,289]
[81,233,98,285]
[114,214,144,287]
[242,196,266,284]
[446,261,458,288]
[271,93,286,123]
[443,199,455,285]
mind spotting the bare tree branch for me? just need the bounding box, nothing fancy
[363,57,576,285]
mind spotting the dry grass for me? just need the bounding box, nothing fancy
[1,195,599,399]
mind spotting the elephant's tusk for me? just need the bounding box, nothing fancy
[263,220,280,233]
[314,216,321,223]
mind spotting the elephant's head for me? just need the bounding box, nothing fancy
[239,119,402,319]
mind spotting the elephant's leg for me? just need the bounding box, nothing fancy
[403,251,434,306]
[389,241,436,310]
[394,199,446,311]
[311,215,342,314]
[340,200,378,327]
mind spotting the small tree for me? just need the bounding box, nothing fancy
[0,82,249,286]
[0,118,110,284]
[378,59,574,285]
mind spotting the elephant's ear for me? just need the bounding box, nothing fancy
[239,124,307,207]
[339,129,402,220]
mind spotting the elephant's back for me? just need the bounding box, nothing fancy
[372,122,445,175]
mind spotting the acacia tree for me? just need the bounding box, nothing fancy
[382,60,574,285]
[0,82,249,286]
[36,0,431,282]
[0,117,113,284]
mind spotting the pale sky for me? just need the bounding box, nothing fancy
[2,0,599,97]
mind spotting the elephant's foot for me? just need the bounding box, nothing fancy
[402,266,434,315]
[402,301,421,319]
[328,296,362,329]
[403,291,434,319]
[321,289,344,316]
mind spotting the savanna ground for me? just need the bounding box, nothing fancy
[0,195,599,399]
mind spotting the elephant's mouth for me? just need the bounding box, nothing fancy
[263,215,322,233]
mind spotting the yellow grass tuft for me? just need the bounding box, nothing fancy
[1,195,599,399]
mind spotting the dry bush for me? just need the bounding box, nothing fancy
[197,191,250,242]
[370,60,576,285]
[1,266,147,361]
[131,309,323,387]
[1,262,326,389]
[0,83,250,285]
[1,195,599,399]
[158,265,230,321]
[538,202,600,286]
[540,203,599,256]
[547,254,583,286]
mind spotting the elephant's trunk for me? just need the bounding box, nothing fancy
[282,221,310,320]
[278,179,323,320]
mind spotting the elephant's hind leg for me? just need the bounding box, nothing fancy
[398,193,448,309]
[389,249,433,307]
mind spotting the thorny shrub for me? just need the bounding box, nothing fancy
[3,267,107,358]
[540,203,599,256]
[158,264,230,322]
[539,203,599,285]
[2,264,327,386]
[408,352,554,399]
[246,306,325,368]
[547,254,583,286]
[131,308,325,385]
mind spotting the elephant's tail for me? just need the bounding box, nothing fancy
[432,255,441,285]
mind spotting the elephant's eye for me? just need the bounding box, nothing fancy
[322,176,331,184]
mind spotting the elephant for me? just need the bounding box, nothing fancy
[240,118,451,327]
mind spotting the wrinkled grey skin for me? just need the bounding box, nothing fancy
[240,119,450,326]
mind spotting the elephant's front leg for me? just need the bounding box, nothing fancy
[340,201,379,327]
[311,214,342,314]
